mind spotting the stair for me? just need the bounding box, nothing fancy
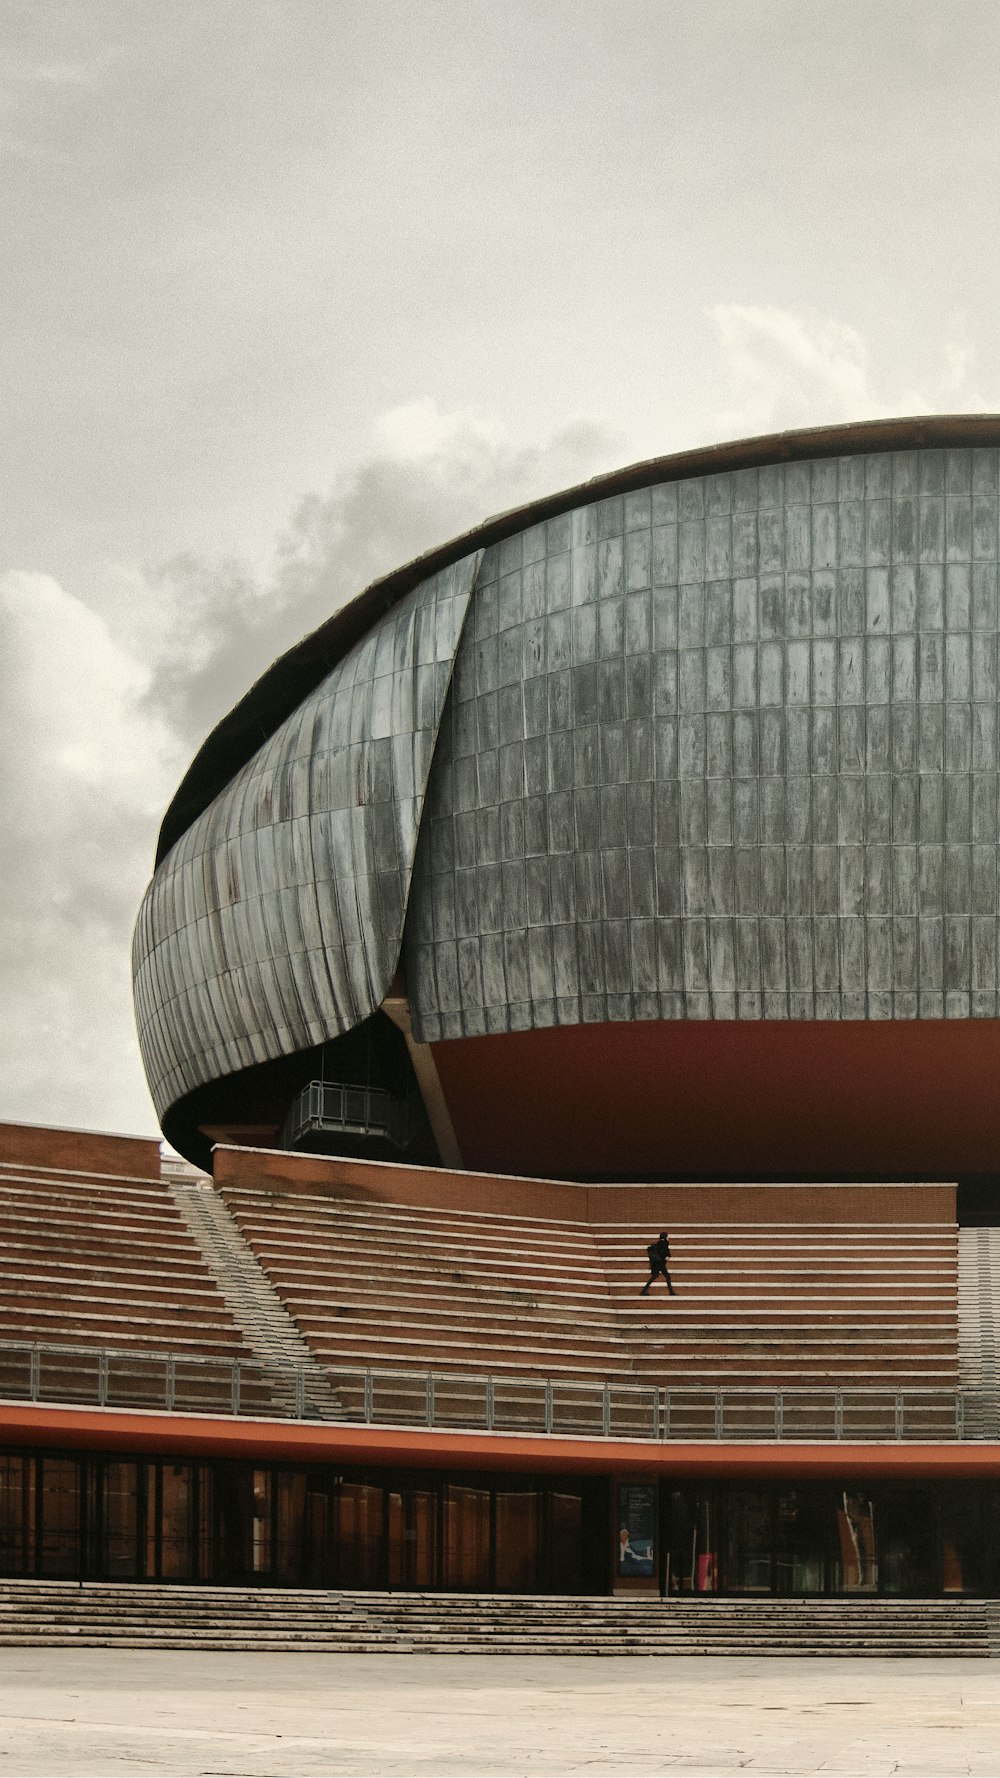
[165,1171,341,1419]
[958,1228,1000,1435]
[0,1582,991,1656]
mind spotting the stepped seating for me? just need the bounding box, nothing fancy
[0,1146,962,1439]
[0,1160,265,1413]
[596,1223,959,1414]
[219,1186,633,1427]
[0,1580,991,1655]
[218,1183,960,1434]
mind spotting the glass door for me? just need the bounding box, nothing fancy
[38,1457,80,1577]
[773,1488,831,1595]
[665,1489,718,1593]
[880,1489,936,1595]
[725,1490,773,1592]
[444,1485,489,1590]
[495,1490,539,1591]
[102,1460,140,1578]
[388,1488,437,1590]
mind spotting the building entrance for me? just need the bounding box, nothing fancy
[664,1482,1000,1596]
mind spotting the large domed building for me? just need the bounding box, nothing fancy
[135,416,1000,1189]
[2,415,989,1621]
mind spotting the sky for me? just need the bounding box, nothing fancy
[3,0,1000,1142]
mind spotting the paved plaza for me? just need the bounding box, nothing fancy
[0,1649,998,1776]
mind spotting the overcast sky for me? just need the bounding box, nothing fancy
[3,0,1000,1142]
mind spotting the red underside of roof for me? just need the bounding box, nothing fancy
[431,1018,1000,1179]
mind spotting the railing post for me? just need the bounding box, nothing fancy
[230,1360,241,1416]
[485,1375,495,1432]
[714,1391,723,1439]
[364,1370,374,1424]
[426,1373,435,1428]
[29,1346,40,1403]
[774,1391,783,1441]
[165,1356,176,1413]
[295,1366,306,1420]
[662,1390,670,1442]
[602,1382,611,1437]
[894,1392,904,1440]
[956,1391,965,1440]
[834,1391,844,1440]
[97,1351,108,1408]
[544,1379,554,1434]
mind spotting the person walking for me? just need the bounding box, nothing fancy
[640,1231,677,1295]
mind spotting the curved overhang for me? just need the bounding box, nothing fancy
[157,414,1000,863]
[4,1403,998,1483]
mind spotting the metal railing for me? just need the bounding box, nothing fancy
[0,1338,996,1443]
[282,1080,420,1151]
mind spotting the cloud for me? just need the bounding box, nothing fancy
[710,303,989,438]
[0,571,183,1134]
[2,405,621,1137]
[126,402,623,755]
[711,305,880,434]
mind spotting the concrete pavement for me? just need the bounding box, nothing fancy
[0,1648,998,1776]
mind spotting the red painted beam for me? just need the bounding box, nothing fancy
[2,1403,999,1481]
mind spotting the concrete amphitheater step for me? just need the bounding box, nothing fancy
[0,1583,991,1656]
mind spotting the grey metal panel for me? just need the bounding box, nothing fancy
[133,553,481,1117]
[407,448,1000,1038]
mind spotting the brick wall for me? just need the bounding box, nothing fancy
[0,1122,162,1180]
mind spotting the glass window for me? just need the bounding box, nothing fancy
[102,1461,139,1578]
[666,1489,717,1593]
[305,1484,335,1587]
[0,1455,33,1576]
[197,1465,214,1582]
[276,1472,306,1584]
[941,1485,996,1596]
[547,1491,583,1594]
[336,1483,383,1587]
[445,1485,489,1590]
[145,1462,158,1577]
[774,1487,830,1595]
[388,1488,437,1590]
[881,1489,936,1596]
[835,1490,878,1593]
[161,1464,194,1581]
[495,1490,539,1592]
[39,1458,80,1578]
[251,1470,272,1576]
[725,1490,772,1593]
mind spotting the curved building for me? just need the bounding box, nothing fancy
[134,416,1000,1182]
[3,419,1000,1622]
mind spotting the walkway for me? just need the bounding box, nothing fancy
[1,1648,998,1776]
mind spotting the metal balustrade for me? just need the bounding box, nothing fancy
[281,1080,420,1151]
[0,1337,992,1441]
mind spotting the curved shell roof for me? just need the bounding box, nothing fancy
[157,416,1000,865]
[137,414,1000,1138]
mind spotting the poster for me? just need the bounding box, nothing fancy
[617,1483,655,1577]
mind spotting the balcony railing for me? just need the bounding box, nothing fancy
[0,1338,995,1442]
[282,1080,420,1150]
